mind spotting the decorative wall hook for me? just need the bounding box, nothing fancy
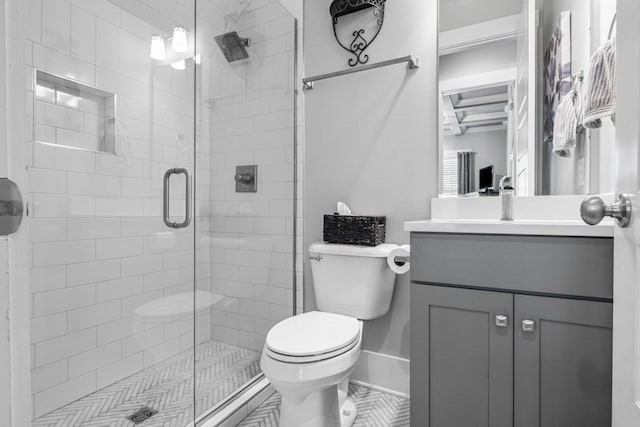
[330,0,386,67]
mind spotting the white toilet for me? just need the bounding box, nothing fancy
[260,242,399,427]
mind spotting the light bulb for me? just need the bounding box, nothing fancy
[150,35,166,60]
[172,26,188,53]
[171,59,186,70]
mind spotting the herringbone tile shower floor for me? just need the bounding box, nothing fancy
[237,383,410,427]
[32,340,261,427]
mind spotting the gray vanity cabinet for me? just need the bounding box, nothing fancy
[410,232,614,427]
[411,284,514,427]
[514,295,613,427]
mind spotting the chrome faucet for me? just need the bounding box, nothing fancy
[499,176,514,221]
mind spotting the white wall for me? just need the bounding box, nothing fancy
[206,0,300,352]
[303,0,438,391]
[439,39,517,80]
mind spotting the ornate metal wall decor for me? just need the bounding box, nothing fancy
[330,0,386,67]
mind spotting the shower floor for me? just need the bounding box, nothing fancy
[32,340,261,427]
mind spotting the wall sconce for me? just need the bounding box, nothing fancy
[330,0,386,67]
[150,35,167,60]
[172,26,188,53]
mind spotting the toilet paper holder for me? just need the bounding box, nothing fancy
[393,255,410,265]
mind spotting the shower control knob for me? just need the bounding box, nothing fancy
[580,194,632,228]
[235,173,254,183]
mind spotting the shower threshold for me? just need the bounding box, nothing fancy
[32,340,261,427]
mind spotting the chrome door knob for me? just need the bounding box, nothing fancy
[522,320,536,332]
[580,194,632,228]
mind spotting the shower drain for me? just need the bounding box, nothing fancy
[126,407,158,424]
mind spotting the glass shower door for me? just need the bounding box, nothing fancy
[27,0,198,424]
[194,0,299,422]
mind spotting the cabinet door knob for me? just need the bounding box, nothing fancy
[495,315,509,327]
[522,319,536,332]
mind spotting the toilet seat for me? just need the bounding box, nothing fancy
[265,311,361,363]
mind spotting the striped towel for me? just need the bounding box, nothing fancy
[583,39,616,128]
[553,89,584,157]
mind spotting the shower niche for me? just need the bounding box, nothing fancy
[33,70,116,154]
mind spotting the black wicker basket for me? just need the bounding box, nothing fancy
[323,214,386,246]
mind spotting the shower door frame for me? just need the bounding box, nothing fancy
[5,0,33,425]
[191,6,300,427]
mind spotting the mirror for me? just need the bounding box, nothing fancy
[438,0,617,197]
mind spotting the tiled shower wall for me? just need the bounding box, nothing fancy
[25,0,211,418]
[206,0,302,352]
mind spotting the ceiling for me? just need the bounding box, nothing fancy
[442,84,512,136]
[439,0,524,32]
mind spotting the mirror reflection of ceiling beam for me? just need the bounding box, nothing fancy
[442,80,513,137]
[455,93,508,107]
[459,111,507,125]
[443,123,508,136]
[443,94,463,136]
[454,101,507,115]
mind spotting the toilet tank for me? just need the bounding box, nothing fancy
[308,242,398,320]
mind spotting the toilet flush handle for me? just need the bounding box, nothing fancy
[308,254,323,262]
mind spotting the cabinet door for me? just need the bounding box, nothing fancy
[514,295,613,427]
[411,284,514,427]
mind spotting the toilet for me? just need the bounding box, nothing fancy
[260,242,399,427]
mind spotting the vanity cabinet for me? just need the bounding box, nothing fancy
[514,295,612,427]
[410,232,614,427]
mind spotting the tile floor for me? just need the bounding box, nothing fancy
[31,340,261,427]
[237,383,410,427]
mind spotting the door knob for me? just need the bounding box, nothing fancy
[580,194,631,228]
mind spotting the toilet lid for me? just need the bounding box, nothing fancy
[266,311,360,357]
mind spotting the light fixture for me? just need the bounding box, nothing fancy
[171,59,186,70]
[172,26,188,53]
[150,35,166,60]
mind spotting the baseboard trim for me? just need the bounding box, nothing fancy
[351,350,410,396]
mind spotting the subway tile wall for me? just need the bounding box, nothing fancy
[25,0,211,419]
[34,71,116,154]
[203,0,302,351]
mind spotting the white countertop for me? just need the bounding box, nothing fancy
[404,219,614,237]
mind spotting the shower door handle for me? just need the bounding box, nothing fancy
[163,168,192,229]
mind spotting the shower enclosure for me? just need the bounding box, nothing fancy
[23,0,298,425]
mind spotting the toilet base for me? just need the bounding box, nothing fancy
[279,383,357,427]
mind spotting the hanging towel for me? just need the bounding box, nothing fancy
[553,89,584,157]
[583,39,616,128]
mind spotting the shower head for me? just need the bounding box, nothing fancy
[214,31,251,62]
